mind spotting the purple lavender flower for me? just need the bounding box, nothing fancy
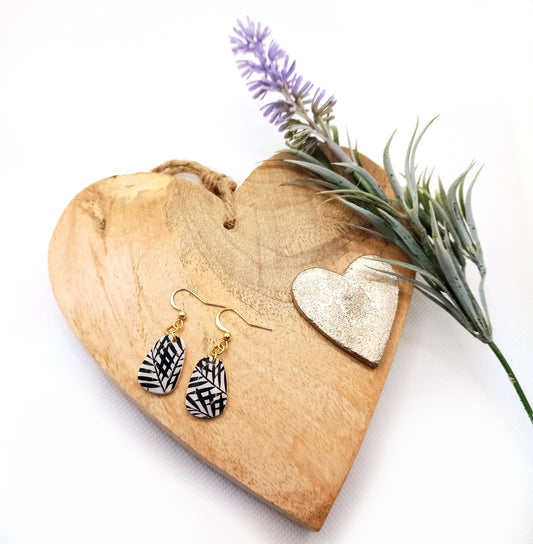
[231,17,340,154]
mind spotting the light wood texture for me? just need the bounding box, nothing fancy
[48,154,413,530]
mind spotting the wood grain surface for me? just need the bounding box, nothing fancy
[48,153,413,530]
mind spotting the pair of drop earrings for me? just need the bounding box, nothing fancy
[137,288,271,419]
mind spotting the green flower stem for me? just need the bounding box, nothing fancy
[489,342,533,425]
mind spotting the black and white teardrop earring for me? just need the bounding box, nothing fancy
[185,307,272,419]
[137,288,225,395]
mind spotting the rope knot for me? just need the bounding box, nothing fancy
[152,160,237,229]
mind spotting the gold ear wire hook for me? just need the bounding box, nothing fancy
[170,288,227,311]
[166,289,227,339]
[209,308,271,359]
[215,307,272,334]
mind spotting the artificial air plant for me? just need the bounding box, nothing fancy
[230,17,532,425]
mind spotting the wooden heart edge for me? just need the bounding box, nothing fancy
[48,153,414,530]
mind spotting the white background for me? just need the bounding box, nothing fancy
[1,0,532,542]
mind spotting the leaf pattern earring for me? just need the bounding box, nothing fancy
[137,289,225,395]
[185,307,272,419]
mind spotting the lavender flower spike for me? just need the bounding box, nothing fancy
[231,17,347,160]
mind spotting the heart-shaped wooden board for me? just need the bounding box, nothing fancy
[48,153,413,530]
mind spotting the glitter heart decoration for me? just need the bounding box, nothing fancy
[292,255,399,368]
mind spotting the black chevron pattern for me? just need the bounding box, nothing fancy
[137,334,185,395]
[185,357,227,419]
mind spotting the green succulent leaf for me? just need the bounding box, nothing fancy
[337,222,389,240]
[333,162,387,199]
[383,131,406,206]
[278,148,329,167]
[284,159,354,189]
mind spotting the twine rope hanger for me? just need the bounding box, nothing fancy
[152,160,237,229]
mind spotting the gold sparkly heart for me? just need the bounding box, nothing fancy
[292,255,399,368]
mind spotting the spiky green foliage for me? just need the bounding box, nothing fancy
[283,117,492,344]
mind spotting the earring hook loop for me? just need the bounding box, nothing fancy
[215,307,272,334]
[170,288,226,311]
